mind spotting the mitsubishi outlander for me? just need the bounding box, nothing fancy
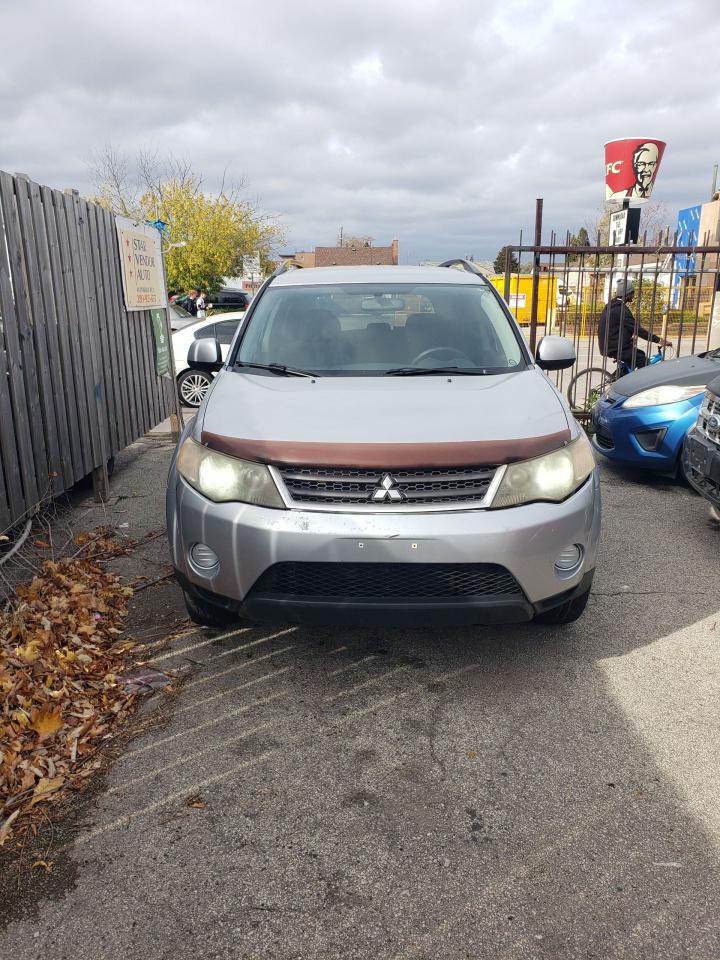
[167,261,600,627]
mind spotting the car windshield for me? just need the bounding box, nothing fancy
[235,283,527,376]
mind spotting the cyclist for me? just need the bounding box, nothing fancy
[598,279,671,370]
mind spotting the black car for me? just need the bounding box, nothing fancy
[208,288,252,314]
[683,374,720,515]
[174,288,253,316]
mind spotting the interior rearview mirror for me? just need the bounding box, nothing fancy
[535,335,576,371]
[188,338,223,372]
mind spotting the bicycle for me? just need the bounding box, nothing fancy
[566,344,672,413]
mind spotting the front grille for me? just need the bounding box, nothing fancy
[594,427,614,450]
[251,562,523,601]
[698,392,720,446]
[687,465,720,503]
[277,465,497,508]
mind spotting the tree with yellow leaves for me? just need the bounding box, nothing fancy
[89,146,284,293]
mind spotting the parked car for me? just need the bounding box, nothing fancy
[174,289,252,317]
[208,288,252,314]
[167,261,601,629]
[683,374,720,519]
[591,349,720,478]
[168,303,196,332]
[172,313,245,407]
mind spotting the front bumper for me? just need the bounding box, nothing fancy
[591,394,702,472]
[167,468,601,624]
[683,429,720,509]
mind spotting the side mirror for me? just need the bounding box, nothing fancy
[188,338,223,372]
[535,335,576,371]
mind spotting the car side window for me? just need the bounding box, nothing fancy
[194,323,217,340]
[215,319,240,345]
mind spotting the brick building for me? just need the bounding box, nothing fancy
[280,238,399,269]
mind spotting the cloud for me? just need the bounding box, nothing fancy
[1,0,719,262]
[350,55,384,85]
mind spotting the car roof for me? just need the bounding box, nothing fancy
[270,265,487,287]
[172,312,246,335]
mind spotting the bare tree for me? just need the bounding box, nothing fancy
[87,145,246,217]
[584,200,671,247]
[86,144,138,216]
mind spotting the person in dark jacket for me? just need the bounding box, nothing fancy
[185,289,199,317]
[597,279,671,368]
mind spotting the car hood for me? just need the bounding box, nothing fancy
[611,354,720,397]
[197,368,573,467]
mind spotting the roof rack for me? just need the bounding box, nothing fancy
[437,259,490,284]
[268,260,305,280]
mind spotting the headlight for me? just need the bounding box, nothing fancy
[623,384,705,409]
[488,434,595,509]
[176,438,285,508]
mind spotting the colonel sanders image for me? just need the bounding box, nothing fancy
[609,142,659,200]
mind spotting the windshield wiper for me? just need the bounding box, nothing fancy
[384,366,488,376]
[237,362,318,378]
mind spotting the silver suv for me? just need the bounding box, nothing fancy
[167,261,600,627]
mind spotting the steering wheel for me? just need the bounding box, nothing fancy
[411,346,472,366]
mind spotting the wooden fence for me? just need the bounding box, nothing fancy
[0,170,175,533]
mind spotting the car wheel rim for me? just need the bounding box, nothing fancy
[180,374,210,405]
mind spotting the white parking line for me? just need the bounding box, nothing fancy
[201,627,297,663]
[323,664,413,703]
[68,663,482,849]
[327,654,377,678]
[123,690,288,760]
[148,625,254,664]
[104,720,277,797]
[174,667,292,716]
[182,644,296,693]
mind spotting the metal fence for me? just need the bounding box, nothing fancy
[0,170,174,532]
[499,226,720,417]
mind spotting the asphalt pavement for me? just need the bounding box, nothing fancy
[1,435,719,959]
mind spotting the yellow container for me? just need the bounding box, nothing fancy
[488,275,557,326]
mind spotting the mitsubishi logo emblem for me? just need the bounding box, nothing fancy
[371,474,404,502]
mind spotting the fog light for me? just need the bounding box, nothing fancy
[555,544,583,571]
[190,542,219,570]
[635,428,667,452]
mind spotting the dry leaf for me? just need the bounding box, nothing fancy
[31,860,54,872]
[15,640,43,663]
[29,706,64,739]
[30,776,64,805]
[0,809,20,846]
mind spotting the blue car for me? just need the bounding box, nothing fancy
[591,350,720,477]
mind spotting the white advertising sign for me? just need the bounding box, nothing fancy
[115,217,167,311]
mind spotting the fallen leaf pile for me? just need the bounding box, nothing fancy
[72,526,138,559]
[0,548,138,846]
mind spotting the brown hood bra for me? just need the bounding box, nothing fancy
[200,430,572,469]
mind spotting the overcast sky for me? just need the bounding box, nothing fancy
[2,0,719,262]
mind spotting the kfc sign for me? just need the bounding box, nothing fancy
[605,138,666,202]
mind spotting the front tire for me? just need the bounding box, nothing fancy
[566,367,615,413]
[534,583,591,625]
[177,369,213,408]
[183,588,240,628]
